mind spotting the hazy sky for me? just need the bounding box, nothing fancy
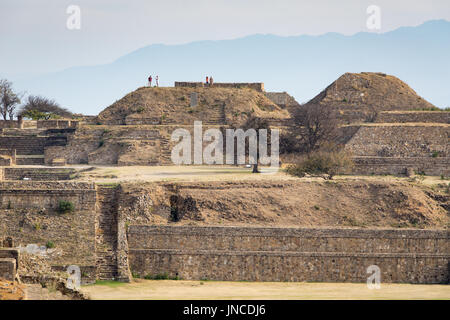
[1,0,450,77]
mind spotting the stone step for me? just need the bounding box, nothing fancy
[3,168,75,181]
[95,186,120,281]
[15,157,45,165]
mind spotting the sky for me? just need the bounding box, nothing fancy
[1,0,450,77]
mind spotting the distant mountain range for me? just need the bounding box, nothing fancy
[10,19,450,115]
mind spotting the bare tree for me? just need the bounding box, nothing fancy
[287,103,338,154]
[18,95,72,119]
[241,116,271,173]
[0,79,22,120]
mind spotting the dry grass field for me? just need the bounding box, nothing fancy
[81,279,450,300]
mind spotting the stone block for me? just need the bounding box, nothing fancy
[0,258,16,281]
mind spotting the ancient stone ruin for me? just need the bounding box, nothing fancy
[0,74,448,295]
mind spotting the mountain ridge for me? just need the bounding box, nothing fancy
[10,19,450,114]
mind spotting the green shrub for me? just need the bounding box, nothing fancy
[286,149,354,179]
[432,151,440,158]
[22,110,60,120]
[7,200,12,209]
[46,241,55,249]
[144,273,179,280]
[58,200,74,214]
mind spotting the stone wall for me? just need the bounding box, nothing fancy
[1,181,448,284]
[0,181,96,211]
[345,125,449,157]
[0,248,19,268]
[0,258,15,281]
[175,82,265,92]
[375,111,450,124]
[265,92,299,110]
[352,157,450,176]
[0,120,19,129]
[1,168,76,181]
[174,82,204,88]
[127,226,449,284]
[0,183,96,268]
[0,182,130,282]
[0,120,36,129]
[0,249,19,281]
[0,207,95,268]
[44,140,99,165]
[37,120,79,129]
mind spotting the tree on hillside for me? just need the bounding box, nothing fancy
[283,103,338,154]
[18,95,72,120]
[0,79,22,120]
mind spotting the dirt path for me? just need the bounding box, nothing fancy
[81,280,450,300]
[0,280,25,300]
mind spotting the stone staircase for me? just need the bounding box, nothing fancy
[0,136,45,155]
[0,130,70,166]
[203,103,226,125]
[95,186,119,280]
[0,136,46,165]
[159,137,172,165]
[15,155,45,165]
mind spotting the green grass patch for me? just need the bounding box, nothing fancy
[91,280,127,288]
[97,182,120,188]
